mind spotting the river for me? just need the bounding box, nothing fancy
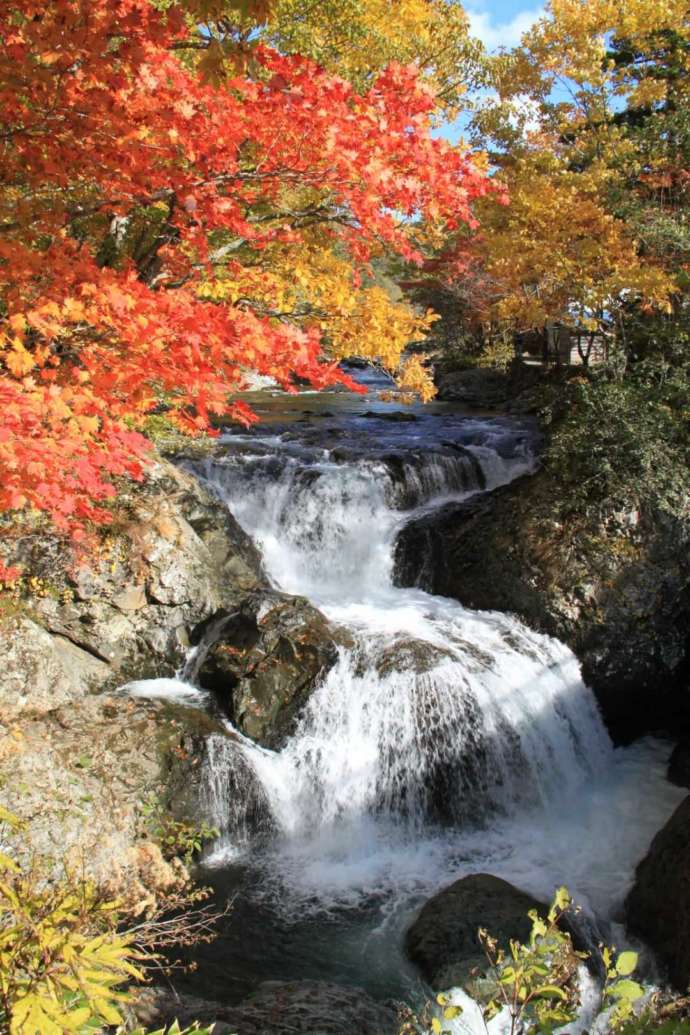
[126,367,685,1019]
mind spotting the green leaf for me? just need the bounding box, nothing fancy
[64,1005,91,1027]
[0,806,23,829]
[483,1001,501,1021]
[533,984,568,1001]
[610,979,645,1002]
[615,951,638,976]
[548,886,571,919]
[528,912,548,938]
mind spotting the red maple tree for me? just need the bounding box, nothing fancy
[0,0,494,551]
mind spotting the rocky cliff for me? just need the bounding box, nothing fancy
[626,794,690,991]
[0,458,335,879]
[395,471,690,743]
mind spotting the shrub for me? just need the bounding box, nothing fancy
[409,887,690,1035]
[0,806,224,1034]
[544,367,690,520]
[0,807,144,1033]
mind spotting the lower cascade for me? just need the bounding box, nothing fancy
[201,624,612,860]
[129,404,685,1006]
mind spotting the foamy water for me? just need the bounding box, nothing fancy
[125,402,683,1010]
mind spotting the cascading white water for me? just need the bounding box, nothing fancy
[110,363,690,1021]
[124,409,683,922]
[182,413,683,934]
[124,399,685,1012]
[192,426,535,607]
[212,615,611,837]
[187,425,637,914]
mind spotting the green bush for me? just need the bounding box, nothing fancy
[140,796,218,866]
[409,887,690,1035]
[0,805,222,1035]
[544,366,689,520]
[0,807,145,1034]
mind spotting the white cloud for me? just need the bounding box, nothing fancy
[508,92,542,133]
[474,89,542,137]
[466,5,543,50]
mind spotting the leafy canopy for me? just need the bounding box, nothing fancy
[425,0,687,366]
[0,0,493,551]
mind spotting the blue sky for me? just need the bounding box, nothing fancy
[434,0,545,142]
[464,0,543,51]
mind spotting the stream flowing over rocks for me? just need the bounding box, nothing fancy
[106,371,687,1024]
[3,368,689,1024]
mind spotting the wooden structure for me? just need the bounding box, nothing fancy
[515,324,609,367]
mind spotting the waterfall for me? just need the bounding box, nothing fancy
[230,633,609,836]
[201,733,274,857]
[184,419,622,909]
[122,402,686,1008]
[190,420,537,606]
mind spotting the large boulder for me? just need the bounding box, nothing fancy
[0,459,266,716]
[0,456,268,876]
[372,637,456,678]
[366,636,497,826]
[196,591,339,748]
[433,362,546,410]
[0,692,223,880]
[0,617,110,723]
[405,874,546,990]
[395,471,690,743]
[136,981,401,1035]
[668,741,690,788]
[434,367,513,407]
[625,795,690,991]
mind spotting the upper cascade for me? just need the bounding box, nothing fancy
[188,412,538,605]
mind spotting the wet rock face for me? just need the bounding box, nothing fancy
[405,874,546,990]
[381,448,486,511]
[625,795,690,991]
[197,591,339,748]
[668,741,690,788]
[373,637,455,678]
[139,981,401,1035]
[367,637,497,827]
[394,472,690,744]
